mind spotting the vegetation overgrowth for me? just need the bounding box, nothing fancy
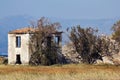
[29,17,120,65]
[29,17,63,65]
[0,64,120,80]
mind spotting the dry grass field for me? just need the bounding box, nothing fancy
[0,64,120,80]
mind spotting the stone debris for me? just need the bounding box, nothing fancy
[62,42,120,65]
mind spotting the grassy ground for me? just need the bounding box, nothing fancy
[0,64,120,80]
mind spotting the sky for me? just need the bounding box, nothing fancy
[0,0,120,19]
[0,0,120,54]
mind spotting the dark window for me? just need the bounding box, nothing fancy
[55,36,60,45]
[16,36,21,48]
[47,37,51,47]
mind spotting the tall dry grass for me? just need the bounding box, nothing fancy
[0,64,120,80]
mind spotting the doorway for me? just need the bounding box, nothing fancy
[15,54,22,64]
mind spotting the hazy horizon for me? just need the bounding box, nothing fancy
[0,15,119,55]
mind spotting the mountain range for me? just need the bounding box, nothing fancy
[0,15,119,55]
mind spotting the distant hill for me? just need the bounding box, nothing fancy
[52,18,119,44]
[0,15,119,55]
[53,18,118,34]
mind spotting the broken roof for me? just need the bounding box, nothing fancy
[9,27,63,34]
[9,27,35,34]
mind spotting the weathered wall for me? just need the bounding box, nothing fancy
[8,33,31,65]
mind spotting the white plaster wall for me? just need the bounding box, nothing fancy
[21,34,30,64]
[8,33,31,65]
[8,34,16,64]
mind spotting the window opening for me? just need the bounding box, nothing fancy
[16,36,21,47]
[55,36,60,45]
[47,37,51,47]
[15,54,22,64]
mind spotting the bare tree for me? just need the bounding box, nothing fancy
[68,25,102,64]
[68,25,120,64]
[29,17,62,65]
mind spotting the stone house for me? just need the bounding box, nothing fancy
[8,27,62,65]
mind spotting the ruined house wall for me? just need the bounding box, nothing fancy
[8,33,31,64]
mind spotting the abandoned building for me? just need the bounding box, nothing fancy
[8,27,62,65]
